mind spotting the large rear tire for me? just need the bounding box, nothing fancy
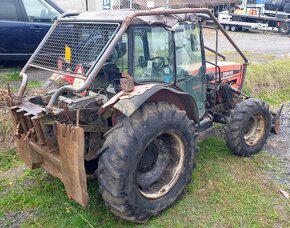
[225,98,271,157]
[96,102,197,223]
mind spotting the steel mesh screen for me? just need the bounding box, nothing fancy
[30,22,120,76]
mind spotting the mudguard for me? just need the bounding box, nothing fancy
[99,84,200,124]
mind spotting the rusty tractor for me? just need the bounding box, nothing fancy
[6,8,283,223]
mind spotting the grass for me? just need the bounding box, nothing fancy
[0,109,13,151]
[0,149,22,172]
[0,71,21,82]
[244,59,290,106]
[205,50,277,64]
[27,80,42,89]
[0,59,289,226]
[0,137,289,227]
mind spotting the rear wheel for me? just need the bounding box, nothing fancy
[97,102,197,222]
[278,22,290,35]
[231,25,237,32]
[224,98,271,156]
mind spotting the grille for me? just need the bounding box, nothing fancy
[30,22,120,76]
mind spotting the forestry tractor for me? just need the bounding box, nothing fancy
[6,8,283,223]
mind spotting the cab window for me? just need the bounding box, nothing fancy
[175,22,203,79]
[175,23,206,117]
[115,33,128,73]
[133,27,174,84]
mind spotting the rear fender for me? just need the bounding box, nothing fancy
[99,84,199,124]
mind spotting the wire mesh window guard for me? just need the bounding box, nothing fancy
[29,22,120,76]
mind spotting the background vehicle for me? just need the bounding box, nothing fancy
[6,8,282,223]
[230,0,290,35]
[0,0,63,61]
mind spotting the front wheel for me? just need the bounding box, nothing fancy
[96,102,197,222]
[224,25,230,31]
[224,98,271,157]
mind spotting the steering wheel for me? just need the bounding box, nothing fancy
[140,56,165,78]
[151,56,165,72]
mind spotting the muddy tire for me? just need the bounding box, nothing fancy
[224,98,271,157]
[96,102,197,223]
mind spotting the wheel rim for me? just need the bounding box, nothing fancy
[137,132,185,199]
[244,113,266,146]
[281,24,289,33]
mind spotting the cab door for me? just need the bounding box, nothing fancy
[19,0,61,54]
[175,23,206,118]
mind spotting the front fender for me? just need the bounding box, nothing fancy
[99,84,199,124]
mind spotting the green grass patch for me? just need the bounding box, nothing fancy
[244,59,290,105]
[0,149,22,172]
[0,137,289,227]
[27,80,42,89]
[0,71,21,82]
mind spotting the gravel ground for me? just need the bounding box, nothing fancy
[204,30,290,58]
[264,105,290,187]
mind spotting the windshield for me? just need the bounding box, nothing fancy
[133,27,174,84]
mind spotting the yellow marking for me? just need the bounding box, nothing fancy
[64,45,71,63]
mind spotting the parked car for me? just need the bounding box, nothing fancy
[0,0,63,61]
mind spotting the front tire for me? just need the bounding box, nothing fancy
[96,102,197,223]
[224,98,271,157]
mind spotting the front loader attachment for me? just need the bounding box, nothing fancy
[7,98,89,206]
